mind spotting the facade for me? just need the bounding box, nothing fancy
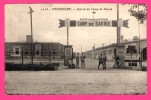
[84,38,147,67]
[5,42,65,62]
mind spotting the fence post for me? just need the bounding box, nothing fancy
[49,50,51,64]
[21,46,24,65]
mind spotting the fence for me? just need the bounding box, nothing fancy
[5,51,65,65]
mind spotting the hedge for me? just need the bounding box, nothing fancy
[5,63,59,71]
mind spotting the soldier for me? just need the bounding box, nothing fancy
[76,53,80,68]
[98,53,104,69]
[103,54,107,69]
[81,53,86,68]
[68,58,75,69]
[114,54,120,68]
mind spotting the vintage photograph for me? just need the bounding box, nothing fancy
[5,3,147,94]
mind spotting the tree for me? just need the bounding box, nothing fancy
[128,4,147,24]
[132,36,139,41]
[123,39,128,42]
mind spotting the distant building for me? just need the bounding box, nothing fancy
[84,38,147,67]
[5,42,64,58]
[5,35,65,63]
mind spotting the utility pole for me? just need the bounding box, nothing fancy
[93,44,95,59]
[67,26,69,45]
[66,18,70,45]
[81,44,82,54]
[117,4,121,45]
[21,45,24,64]
[138,5,141,67]
[29,7,34,66]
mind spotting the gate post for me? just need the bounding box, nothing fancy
[114,44,125,68]
[64,45,73,66]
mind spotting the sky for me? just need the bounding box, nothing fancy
[5,4,147,52]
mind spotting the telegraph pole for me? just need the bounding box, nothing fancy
[29,7,34,66]
[81,44,82,53]
[66,18,70,45]
[94,44,95,59]
[138,5,141,67]
[67,26,69,45]
[117,4,121,45]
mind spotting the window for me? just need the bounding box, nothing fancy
[43,49,46,54]
[7,48,10,55]
[15,48,19,54]
[142,47,147,60]
[36,51,39,55]
[52,49,56,54]
[25,49,28,54]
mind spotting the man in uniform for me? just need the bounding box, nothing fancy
[98,53,104,70]
[103,53,107,69]
[76,53,80,68]
[81,53,86,68]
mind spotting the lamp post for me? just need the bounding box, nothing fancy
[29,7,34,66]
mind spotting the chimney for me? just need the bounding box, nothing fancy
[26,35,32,43]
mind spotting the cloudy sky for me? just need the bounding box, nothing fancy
[5,4,146,52]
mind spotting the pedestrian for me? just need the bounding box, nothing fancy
[115,55,120,68]
[68,58,75,69]
[98,53,104,69]
[76,53,80,68]
[68,58,72,68]
[81,53,86,68]
[103,54,107,69]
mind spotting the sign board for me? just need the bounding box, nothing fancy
[59,19,129,28]
[127,45,136,53]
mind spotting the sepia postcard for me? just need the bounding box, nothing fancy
[5,3,147,95]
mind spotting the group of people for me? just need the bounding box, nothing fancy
[76,52,107,70]
[68,53,86,69]
[69,52,107,70]
[69,52,122,70]
[75,53,86,68]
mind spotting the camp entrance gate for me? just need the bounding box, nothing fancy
[59,19,128,67]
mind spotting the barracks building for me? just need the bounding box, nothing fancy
[84,38,147,67]
[5,35,65,62]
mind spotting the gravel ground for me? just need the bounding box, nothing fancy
[5,59,147,95]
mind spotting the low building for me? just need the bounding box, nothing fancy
[5,35,65,64]
[5,42,64,59]
[84,38,147,67]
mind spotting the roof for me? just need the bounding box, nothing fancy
[85,38,146,53]
[122,38,146,44]
[5,42,61,45]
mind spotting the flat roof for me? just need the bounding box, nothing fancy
[85,38,146,53]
